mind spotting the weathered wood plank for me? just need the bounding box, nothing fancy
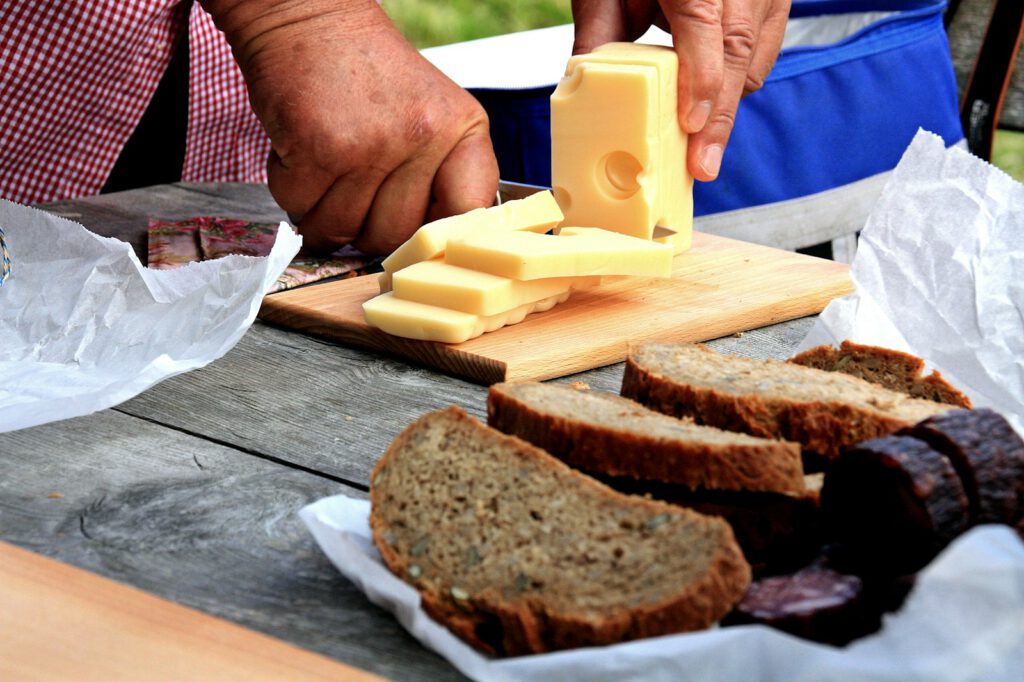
[948,0,1024,130]
[0,409,465,682]
[116,316,817,488]
[15,183,819,681]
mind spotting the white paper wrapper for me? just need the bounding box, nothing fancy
[0,200,301,433]
[799,129,1024,433]
[301,494,1024,681]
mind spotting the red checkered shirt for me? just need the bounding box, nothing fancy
[0,1,271,205]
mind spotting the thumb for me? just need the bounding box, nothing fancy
[427,128,500,223]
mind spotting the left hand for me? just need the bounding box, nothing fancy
[571,0,791,182]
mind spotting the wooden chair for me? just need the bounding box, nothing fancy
[949,0,1024,160]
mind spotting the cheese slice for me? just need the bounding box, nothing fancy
[444,227,673,280]
[380,190,564,275]
[362,291,570,344]
[551,43,692,250]
[390,259,597,316]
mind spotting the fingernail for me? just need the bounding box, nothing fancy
[686,100,713,132]
[700,144,723,179]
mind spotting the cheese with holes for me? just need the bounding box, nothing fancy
[362,291,570,344]
[381,190,564,275]
[551,43,692,251]
[391,259,598,316]
[444,227,673,280]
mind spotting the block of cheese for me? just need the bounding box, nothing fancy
[362,291,570,344]
[551,42,692,250]
[391,259,599,316]
[380,190,564,275]
[444,227,673,280]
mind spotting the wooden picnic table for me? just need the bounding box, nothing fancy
[1,182,818,680]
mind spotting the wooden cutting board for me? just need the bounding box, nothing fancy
[259,232,852,384]
[0,541,383,681]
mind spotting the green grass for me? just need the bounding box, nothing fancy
[382,0,572,48]
[993,129,1024,182]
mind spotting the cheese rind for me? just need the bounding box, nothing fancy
[362,291,571,344]
[444,227,673,280]
[551,43,692,250]
[380,191,564,275]
[391,259,593,316]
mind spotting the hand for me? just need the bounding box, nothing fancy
[203,0,499,254]
[571,0,790,182]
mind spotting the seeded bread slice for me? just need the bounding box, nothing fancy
[487,381,804,494]
[621,343,955,460]
[369,406,751,656]
[789,341,972,408]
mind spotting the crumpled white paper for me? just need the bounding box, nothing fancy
[0,199,301,433]
[301,494,1024,682]
[799,129,1024,434]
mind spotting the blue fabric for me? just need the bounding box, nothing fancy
[471,87,555,187]
[470,0,963,216]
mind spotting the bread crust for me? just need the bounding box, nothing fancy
[487,383,804,494]
[622,344,944,460]
[789,341,972,408]
[369,406,752,656]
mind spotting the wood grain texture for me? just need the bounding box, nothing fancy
[115,316,818,490]
[115,322,491,489]
[0,409,465,682]
[0,540,385,681]
[259,231,852,383]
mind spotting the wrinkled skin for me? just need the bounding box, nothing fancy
[205,0,499,254]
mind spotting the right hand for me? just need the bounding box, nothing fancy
[571,0,790,182]
[205,0,500,254]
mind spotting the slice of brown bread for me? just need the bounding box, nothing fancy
[369,406,751,656]
[621,343,955,460]
[487,381,804,494]
[789,341,972,408]
[593,473,825,577]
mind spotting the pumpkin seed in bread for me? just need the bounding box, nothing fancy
[369,406,751,656]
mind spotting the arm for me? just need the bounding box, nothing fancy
[201,0,499,253]
[572,0,790,182]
